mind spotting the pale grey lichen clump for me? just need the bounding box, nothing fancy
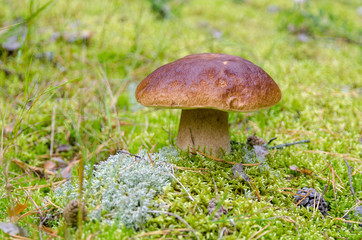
[54,147,178,229]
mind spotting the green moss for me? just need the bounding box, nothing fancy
[0,0,361,239]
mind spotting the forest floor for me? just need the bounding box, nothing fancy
[0,0,361,239]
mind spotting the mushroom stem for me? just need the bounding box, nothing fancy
[176,109,230,156]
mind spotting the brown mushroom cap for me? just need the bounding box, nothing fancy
[135,53,281,112]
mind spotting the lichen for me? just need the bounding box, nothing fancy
[54,147,178,229]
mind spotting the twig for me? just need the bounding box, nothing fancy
[328,216,362,225]
[23,179,66,190]
[8,234,32,240]
[281,191,307,198]
[331,163,336,200]
[191,148,235,165]
[269,140,310,149]
[302,150,361,163]
[134,229,189,238]
[49,105,56,160]
[321,178,330,200]
[175,166,210,171]
[248,223,271,240]
[12,158,56,176]
[148,210,199,240]
[218,227,228,240]
[344,159,355,200]
[45,197,64,211]
[23,189,43,240]
[212,178,218,197]
[147,151,155,167]
[341,200,361,219]
[18,203,51,220]
[279,216,299,233]
[117,150,142,159]
[266,137,277,145]
[1,114,4,166]
[295,189,313,207]
[247,176,261,202]
[324,160,345,188]
[312,174,331,220]
[254,228,276,240]
[191,148,260,166]
[322,159,345,199]
[170,167,194,202]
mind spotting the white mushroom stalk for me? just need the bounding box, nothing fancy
[177,109,230,156]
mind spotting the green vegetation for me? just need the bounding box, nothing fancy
[0,0,361,239]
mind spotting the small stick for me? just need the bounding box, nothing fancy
[282,191,307,198]
[331,164,336,200]
[269,140,310,149]
[328,216,362,225]
[342,200,362,219]
[344,159,355,200]
[248,223,271,240]
[247,176,261,202]
[45,197,64,211]
[191,148,236,165]
[170,166,194,202]
[118,150,142,159]
[218,227,228,240]
[148,210,199,240]
[254,229,276,240]
[146,151,155,167]
[23,189,43,240]
[266,137,277,145]
[302,150,361,163]
[313,174,331,219]
[191,148,260,166]
[212,178,218,197]
[49,106,56,160]
[134,229,189,238]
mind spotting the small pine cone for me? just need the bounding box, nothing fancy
[63,199,87,227]
[247,135,267,146]
[294,187,329,215]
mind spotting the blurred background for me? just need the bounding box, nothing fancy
[0,0,361,157]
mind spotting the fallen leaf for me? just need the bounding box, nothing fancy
[231,163,250,182]
[63,30,92,44]
[253,145,269,159]
[0,222,27,236]
[57,144,71,153]
[289,165,299,171]
[52,157,68,168]
[44,161,56,171]
[1,25,27,54]
[0,222,20,235]
[289,165,313,176]
[207,198,228,220]
[12,158,55,177]
[42,157,77,179]
[60,160,79,179]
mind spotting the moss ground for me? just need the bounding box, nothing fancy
[0,0,361,239]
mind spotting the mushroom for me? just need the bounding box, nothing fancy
[135,53,281,156]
